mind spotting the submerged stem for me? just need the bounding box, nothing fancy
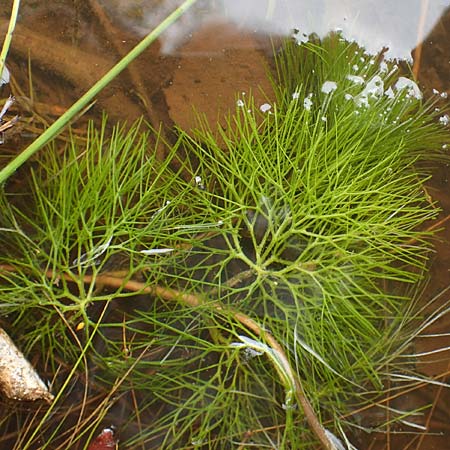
[0,263,335,449]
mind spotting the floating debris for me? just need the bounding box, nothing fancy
[87,426,118,450]
[140,248,174,255]
[72,236,113,267]
[0,328,54,403]
[194,175,205,190]
[439,114,449,126]
[0,66,9,86]
[304,94,313,110]
[0,95,19,142]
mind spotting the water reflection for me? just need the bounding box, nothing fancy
[104,0,450,60]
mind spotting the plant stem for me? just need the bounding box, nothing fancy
[0,263,335,449]
[0,0,20,83]
[0,0,199,185]
[85,275,335,448]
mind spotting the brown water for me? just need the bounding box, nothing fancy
[1,1,449,449]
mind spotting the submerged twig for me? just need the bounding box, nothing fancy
[415,361,450,449]
[413,0,430,79]
[0,263,334,449]
[230,312,335,449]
[0,95,19,143]
[80,272,335,449]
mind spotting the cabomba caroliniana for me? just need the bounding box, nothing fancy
[0,33,449,449]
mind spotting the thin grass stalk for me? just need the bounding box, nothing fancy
[0,0,199,185]
[0,0,20,83]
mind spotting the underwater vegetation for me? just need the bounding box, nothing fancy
[0,33,449,449]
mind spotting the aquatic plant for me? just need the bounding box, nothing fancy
[0,33,449,449]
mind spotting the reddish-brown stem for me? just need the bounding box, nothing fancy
[0,264,334,449]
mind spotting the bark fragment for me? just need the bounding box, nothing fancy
[0,327,54,403]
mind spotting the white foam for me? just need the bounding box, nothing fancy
[304,97,313,110]
[394,77,422,99]
[346,74,364,85]
[355,75,384,107]
[321,80,338,94]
